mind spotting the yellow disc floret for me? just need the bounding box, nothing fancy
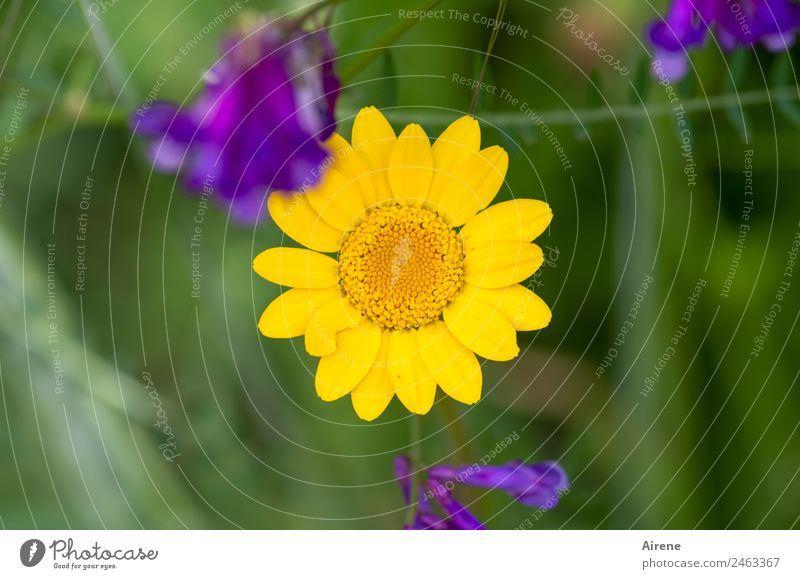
[338,204,464,331]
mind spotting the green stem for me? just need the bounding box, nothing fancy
[340,0,445,83]
[469,0,507,115]
[361,87,800,127]
[41,86,798,135]
[439,397,471,464]
[0,0,22,52]
[405,415,422,528]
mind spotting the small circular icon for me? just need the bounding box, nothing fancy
[20,539,46,567]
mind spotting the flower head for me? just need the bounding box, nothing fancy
[396,456,569,530]
[648,0,800,80]
[253,107,553,420]
[132,20,339,221]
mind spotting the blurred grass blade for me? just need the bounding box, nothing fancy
[376,51,399,108]
[470,50,496,113]
[0,224,199,527]
[629,55,651,105]
[771,52,800,125]
[77,0,135,107]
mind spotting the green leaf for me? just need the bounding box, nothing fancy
[376,51,399,108]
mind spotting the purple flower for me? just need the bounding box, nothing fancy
[395,456,569,530]
[429,460,570,509]
[131,20,339,222]
[648,0,800,80]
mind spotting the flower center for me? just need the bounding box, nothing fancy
[338,204,464,331]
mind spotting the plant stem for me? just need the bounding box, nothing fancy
[365,87,800,127]
[469,0,507,115]
[339,0,445,83]
[77,0,135,107]
[405,415,422,528]
[46,86,798,133]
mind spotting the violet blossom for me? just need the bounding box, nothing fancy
[131,19,339,222]
[648,0,800,81]
[395,456,569,530]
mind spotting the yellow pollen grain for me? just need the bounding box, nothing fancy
[338,204,464,331]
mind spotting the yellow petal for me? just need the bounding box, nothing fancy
[253,248,338,288]
[326,133,378,208]
[388,123,434,205]
[352,106,396,164]
[267,192,343,253]
[326,132,350,155]
[461,284,552,331]
[315,321,383,401]
[443,293,519,361]
[426,146,508,226]
[417,321,482,405]
[351,335,394,421]
[351,106,395,202]
[304,297,362,356]
[258,288,340,338]
[304,168,366,231]
[432,115,481,171]
[460,199,552,251]
[388,330,437,415]
[463,241,544,288]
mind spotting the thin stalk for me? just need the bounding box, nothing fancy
[469,0,507,115]
[48,86,798,132]
[295,0,349,25]
[439,397,472,464]
[358,87,800,127]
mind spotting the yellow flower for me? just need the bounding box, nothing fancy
[254,107,552,421]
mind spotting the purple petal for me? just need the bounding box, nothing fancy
[130,24,340,224]
[646,0,800,80]
[229,190,267,224]
[395,456,454,530]
[512,462,570,508]
[132,102,198,141]
[652,48,690,82]
[147,139,187,172]
[761,32,795,51]
[428,478,486,530]
[429,460,570,510]
[648,0,709,52]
